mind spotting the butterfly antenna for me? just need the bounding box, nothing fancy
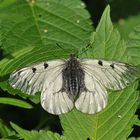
[56,43,67,52]
[78,43,92,57]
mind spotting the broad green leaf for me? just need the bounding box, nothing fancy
[60,83,139,140]
[127,24,140,65]
[0,0,93,81]
[0,0,92,54]
[10,122,67,140]
[0,119,16,138]
[0,97,33,109]
[0,0,93,99]
[60,6,139,140]
[84,5,127,62]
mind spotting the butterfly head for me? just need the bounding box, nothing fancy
[70,53,76,58]
[69,54,78,60]
[68,54,79,64]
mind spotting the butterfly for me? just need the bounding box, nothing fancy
[9,54,139,115]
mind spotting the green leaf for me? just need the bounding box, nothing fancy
[127,24,140,65]
[85,5,127,62]
[60,5,139,140]
[60,83,139,140]
[10,122,67,140]
[0,97,33,109]
[0,0,93,103]
[0,0,93,85]
[0,0,93,54]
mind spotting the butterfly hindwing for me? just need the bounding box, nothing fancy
[41,90,74,114]
[41,63,74,114]
[75,72,107,114]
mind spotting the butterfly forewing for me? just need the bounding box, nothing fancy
[9,60,65,94]
[80,59,139,91]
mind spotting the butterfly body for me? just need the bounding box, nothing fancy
[62,55,85,101]
[9,55,139,115]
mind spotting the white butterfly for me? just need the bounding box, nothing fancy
[9,54,139,115]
